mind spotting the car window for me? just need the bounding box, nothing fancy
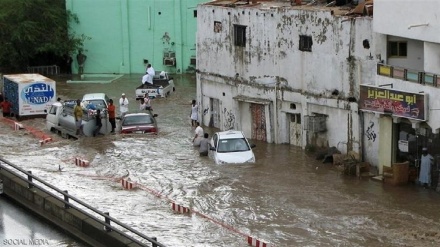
[123,115,154,126]
[87,99,106,110]
[217,138,249,152]
[48,105,57,115]
[218,140,230,152]
[232,138,249,151]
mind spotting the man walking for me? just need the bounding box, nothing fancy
[74,99,83,136]
[199,133,210,156]
[108,99,116,133]
[93,109,102,137]
[419,147,434,188]
[192,122,204,147]
[119,93,129,118]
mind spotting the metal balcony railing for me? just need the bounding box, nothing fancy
[377,63,440,87]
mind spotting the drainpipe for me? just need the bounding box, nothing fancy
[120,0,130,73]
[358,62,363,161]
[147,6,151,30]
[175,0,183,74]
[274,82,278,144]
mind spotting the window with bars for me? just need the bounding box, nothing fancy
[214,21,222,33]
[304,115,327,132]
[299,35,313,52]
[234,25,246,47]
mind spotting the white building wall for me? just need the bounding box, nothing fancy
[374,0,440,43]
[424,42,440,75]
[362,112,380,170]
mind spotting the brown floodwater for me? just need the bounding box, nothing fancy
[1,73,440,247]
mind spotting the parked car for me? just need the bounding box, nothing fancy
[209,130,256,164]
[119,112,158,134]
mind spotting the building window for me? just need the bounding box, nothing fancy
[389,41,407,57]
[214,21,222,33]
[299,35,312,52]
[193,10,197,18]
[234,25,246,47]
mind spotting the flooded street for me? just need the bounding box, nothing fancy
[2,74,440,247]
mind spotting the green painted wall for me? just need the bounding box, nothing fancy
[66,0,203,74]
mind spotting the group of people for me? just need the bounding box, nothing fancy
[73,91,154,137]
[192,121,210,156]
[190,100,210,156]
[73,99,105,137]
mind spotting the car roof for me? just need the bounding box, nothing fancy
[124,112,153,117]
[82,93,107,100]
[216,130,245,139]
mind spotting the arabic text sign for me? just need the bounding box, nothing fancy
[20,83,55,105]
[359,85,426,120]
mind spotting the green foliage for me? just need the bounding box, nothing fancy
[0,0,88,72]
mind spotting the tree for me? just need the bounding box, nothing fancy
[0,0,87,72]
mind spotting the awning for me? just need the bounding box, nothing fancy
[233,95,272,105]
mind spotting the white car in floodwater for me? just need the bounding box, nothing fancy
[209,130,256,164]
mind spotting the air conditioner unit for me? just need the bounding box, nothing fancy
[163,57,176,66]
[190,57,196,66]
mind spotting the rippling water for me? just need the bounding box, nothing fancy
[2,74,440,247]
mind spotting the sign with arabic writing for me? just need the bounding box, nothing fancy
[359,85,427,121]
[20,83,55,104]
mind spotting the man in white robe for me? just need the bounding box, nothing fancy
[419,147,433,188]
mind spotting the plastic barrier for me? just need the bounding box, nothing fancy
[171,202,190,214]
[14,122,23,130]
[247,236,272,247]
[121,178,136,190]
[75,158,90,167]
[39,137,52,146]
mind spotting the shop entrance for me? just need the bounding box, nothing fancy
[395,121,440,185]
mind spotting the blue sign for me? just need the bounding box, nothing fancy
[21,83,55,105]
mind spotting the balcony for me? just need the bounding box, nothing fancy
[377,63,440,87]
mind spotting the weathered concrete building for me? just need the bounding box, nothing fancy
[196,0,379,156]
[196,0,440,177]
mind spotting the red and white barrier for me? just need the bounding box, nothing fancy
[14,122,23,131]
[39,137,52,146]
[121,178,136,190]
[247,236,272,247]
[75,157,90,167]
[171,202,191,214]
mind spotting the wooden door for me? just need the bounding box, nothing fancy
[289,114,302,146]
[251,103,266,141]
[209,98,220,128]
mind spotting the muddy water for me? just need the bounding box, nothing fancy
[2,74,440,247]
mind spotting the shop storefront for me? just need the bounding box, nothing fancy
[359,85,440,185]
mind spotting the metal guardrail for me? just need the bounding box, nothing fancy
[27,65,60,75]
[0,157,166,247]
